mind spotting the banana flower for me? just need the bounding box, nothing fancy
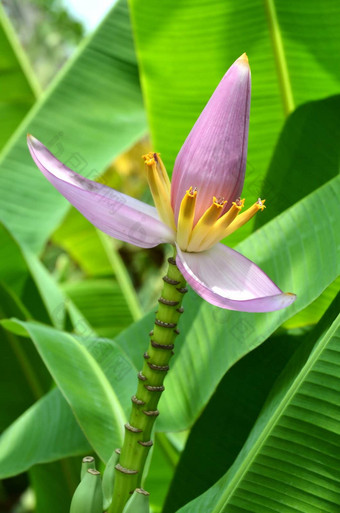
[27,54,295,313]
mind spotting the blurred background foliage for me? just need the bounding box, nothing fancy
[3,0,84,88]
[0,1,339,512]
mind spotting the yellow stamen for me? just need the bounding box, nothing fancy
[143,153,175,231]
[222,198,266,238]
[157,154,171,194]
[177,187,197,250]
[194,198,245,251]
[186,197,226,252]
[144,152,171,194]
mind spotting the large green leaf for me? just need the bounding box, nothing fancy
[177,299,340,513]
[130,0,340,242]
[0,320,137,463]
[1,320,127,462]
[0,4,40,150]
[0,388,90,479]
[0,0,146,253]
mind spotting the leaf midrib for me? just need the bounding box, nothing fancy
[263,0,295,117]
[22,321,128,459]
[0,3,42,99]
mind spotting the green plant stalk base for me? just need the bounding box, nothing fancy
[109,248,186,513]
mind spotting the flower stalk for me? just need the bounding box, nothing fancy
[109,249,186,513]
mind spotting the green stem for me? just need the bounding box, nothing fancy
[109,248,186,513]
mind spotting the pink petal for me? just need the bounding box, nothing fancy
[176,243,296,312]
[27,135,174,248]
[171,54,251,224]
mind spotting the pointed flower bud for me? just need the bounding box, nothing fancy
[171,54,251,224]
